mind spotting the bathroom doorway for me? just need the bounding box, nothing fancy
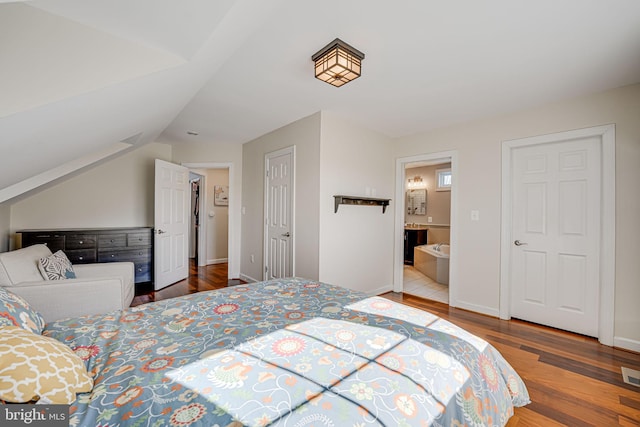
[394,151,458,306]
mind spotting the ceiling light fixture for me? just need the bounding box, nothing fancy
[311,38,365,87]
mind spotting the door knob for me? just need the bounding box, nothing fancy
[157,229,166,234]
[514,240,528,246]
[281,232,291,237]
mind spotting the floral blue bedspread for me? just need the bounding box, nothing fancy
[44,278,529,426]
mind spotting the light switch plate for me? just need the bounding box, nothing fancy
[471,210,480,221]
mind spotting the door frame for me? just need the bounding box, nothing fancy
[182,162,236,280]
[393,150,459,307]
[263,146,296,280]
[500,124,615,346]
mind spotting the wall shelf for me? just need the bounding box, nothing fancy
[334,195,391,213]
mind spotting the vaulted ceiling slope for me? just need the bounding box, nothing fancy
[1,0,640,203]
[0,0,283,202]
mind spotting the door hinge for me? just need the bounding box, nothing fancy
[266,170,269,177]
[265,266,268,273]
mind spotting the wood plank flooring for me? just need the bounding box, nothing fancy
[131,260,245,306]
[133,262,640,426]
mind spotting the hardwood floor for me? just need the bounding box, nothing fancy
[133,264,640,426]
[384,293,640,426]
[131,259,245,306]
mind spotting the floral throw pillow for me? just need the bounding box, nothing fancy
[38,250,76,280]
[0,286,46,334]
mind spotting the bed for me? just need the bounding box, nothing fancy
[8,278,530,426]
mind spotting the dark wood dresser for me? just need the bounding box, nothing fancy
[18,227,153,284]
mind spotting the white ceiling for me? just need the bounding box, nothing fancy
[161,0,640,144]
[1,0,640,201]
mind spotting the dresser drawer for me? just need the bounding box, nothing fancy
[134,262,152,282]
[22,233,65,252]
[127,232,151,247]
[65,249,97,264]
[98,248,151,263]
[98,234,127,249]
[66,234,97,250]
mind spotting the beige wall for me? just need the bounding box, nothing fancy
[205,168,229,263]
[170,140,242,279]
[394,83,640,349]
[0,203,9,252]
[319,112,395,294]
[10,143,171,236]
[405,163,451,226]
[241,113,321,282]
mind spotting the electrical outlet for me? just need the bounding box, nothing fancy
[428,216,433,223]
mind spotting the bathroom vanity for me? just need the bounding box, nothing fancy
[404,226,428,265]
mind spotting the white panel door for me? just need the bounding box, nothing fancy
[510,137,601,337]
[154,159,189,290]
[264,147,294,280]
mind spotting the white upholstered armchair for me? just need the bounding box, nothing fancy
[0,244,134,322]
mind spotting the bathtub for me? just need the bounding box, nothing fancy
[414,244,449,285]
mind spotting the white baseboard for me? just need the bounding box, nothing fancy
[452,300,500,318]
[614,336,640,353]
[240,273,260,283]
[371,284,394,296]
[207,258,228,265]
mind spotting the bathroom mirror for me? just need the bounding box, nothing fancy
[406,189,426,215]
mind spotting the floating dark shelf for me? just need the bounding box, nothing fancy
[334,195,391,213]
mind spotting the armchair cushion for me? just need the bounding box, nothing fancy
[0,286,46,334]
[38,250,76,280]
[0,244,52,286]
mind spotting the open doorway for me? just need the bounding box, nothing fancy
[189,172,203,265]
[394,151,458,307]
[186,166,230,277]
[403,160,451,303]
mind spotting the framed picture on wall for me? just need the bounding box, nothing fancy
[214,185,229,206]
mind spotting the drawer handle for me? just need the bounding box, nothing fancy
[138,238,143,241]
[79,241,83,244]
[111,254,115,258]
[110,239,114,243]
[79,256,84,260]
[137,268,142,272]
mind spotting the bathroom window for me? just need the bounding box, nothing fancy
[436,168,452,191]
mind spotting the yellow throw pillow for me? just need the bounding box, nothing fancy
[0,326,93,404]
